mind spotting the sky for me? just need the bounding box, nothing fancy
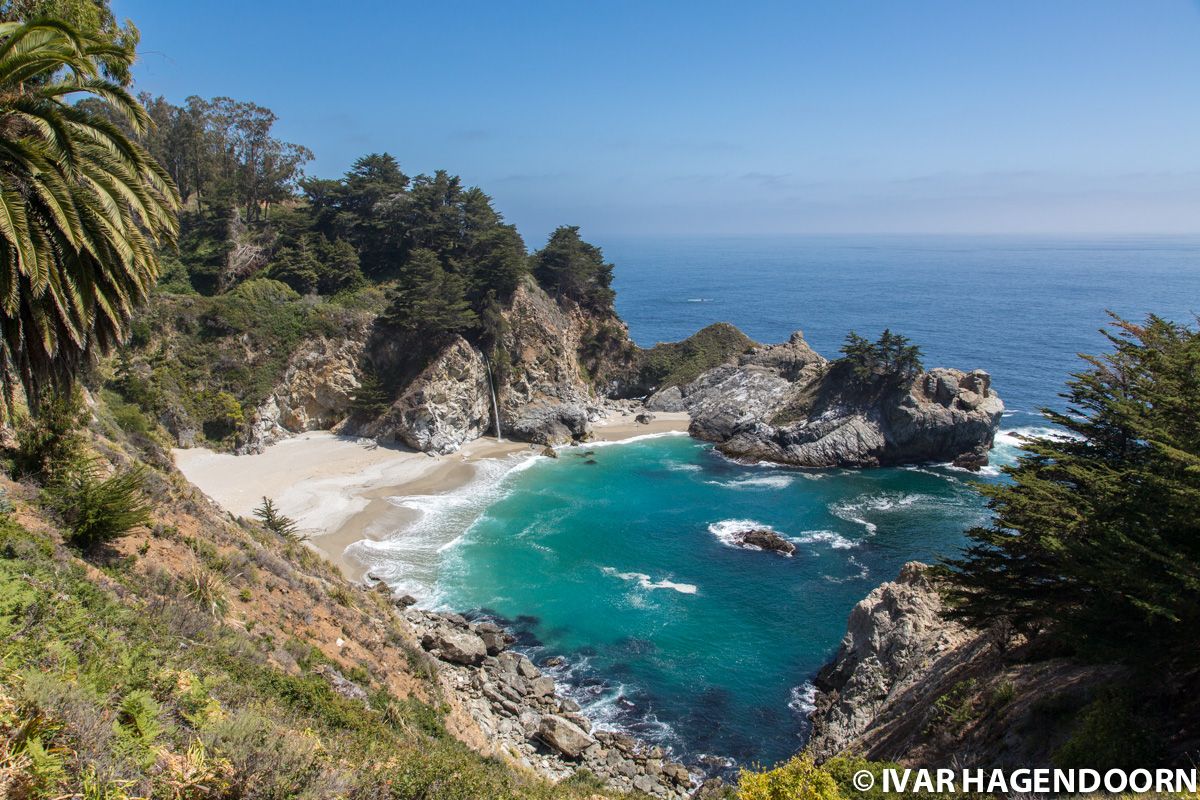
[113,0,1200,241]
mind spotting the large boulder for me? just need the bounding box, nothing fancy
[421,628,488,666]
[537,714,594,758]
[737,528,796,556]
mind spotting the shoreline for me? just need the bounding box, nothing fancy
[173,411,691,582]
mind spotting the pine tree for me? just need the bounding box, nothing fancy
[381,249,476,335]
[253,497,303,542]
[940,315,1200,668]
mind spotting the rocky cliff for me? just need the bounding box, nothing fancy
[807,563,1125,769]
[665,330,1004,469]
[351,277,635,451]
[241,332,368,453]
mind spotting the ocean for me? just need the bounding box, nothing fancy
[355,235,1200,771]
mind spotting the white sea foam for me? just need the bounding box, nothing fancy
[795,530,858,550]
[705,474,794,490]
[829,491,937,534]
[574,430,689,449]
[824,555,871,583]
[707,518,770,549]
[601,566,698,595]
[665,462,703,473]
[344,452,541,602]
[788,681,818,715]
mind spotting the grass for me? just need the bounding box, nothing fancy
[636,322,756,392]
[0,490,631,799]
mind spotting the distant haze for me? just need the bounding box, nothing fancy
[115,0,1200,241]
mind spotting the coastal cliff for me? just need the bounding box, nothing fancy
[665,331,1004,469]
[807,563,1125,769]
[350,276,636,451]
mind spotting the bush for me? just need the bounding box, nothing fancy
[737,754,845,800]
[7,390,88,481]
[1053,689,1163,771]
[46,460,152,549]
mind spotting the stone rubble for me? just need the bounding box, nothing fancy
[404,606,701,798]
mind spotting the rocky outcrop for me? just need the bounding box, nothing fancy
[808,562,971,759]
[346,278,633,452]
[737,528,797,556]
[241,333,367,454]
[406,608,695,797]
[807,563,1126,769]
[354,336,491,454]
[493,278,616,445]
[681,331,1004,469]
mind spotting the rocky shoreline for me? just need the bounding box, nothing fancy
[396,597,711,798]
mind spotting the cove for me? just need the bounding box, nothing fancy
[417,431,1031,768]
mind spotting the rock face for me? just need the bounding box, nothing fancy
[494,278,619,445]
[807,563,1126,769]
[808,562,969,760]
[241,332,367,454]
[349,278,634,452]
[355,336,491,454]
[406,608,695,797]
[681,331,1004,469]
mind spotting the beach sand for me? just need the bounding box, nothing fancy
[173,411,690,581]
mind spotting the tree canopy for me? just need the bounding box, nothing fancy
[940,315,1200,671]
[531,225,615,311]
[838,329,924,383]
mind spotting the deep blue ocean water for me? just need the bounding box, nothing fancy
[357,236,1200,771]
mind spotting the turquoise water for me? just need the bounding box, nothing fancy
[431,434,1010,767]
[352,236,1200,770]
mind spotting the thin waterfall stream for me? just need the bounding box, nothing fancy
[483,354,503,441]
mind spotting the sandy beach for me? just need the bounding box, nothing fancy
[174,411,690,580]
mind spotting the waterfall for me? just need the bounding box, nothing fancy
[482,354,503,442]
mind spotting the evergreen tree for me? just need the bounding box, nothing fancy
[381,249,476,335]
[940,315,1200,669]
[838,329,923,383]
[531,226,615,310]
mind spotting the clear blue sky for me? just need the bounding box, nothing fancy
[113,0,1200,241]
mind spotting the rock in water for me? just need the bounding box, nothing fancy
[680,331,1004,469]
[537,714,594,758]
[738,528,796,556]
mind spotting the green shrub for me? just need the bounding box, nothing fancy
[925,678,979,735]
[737,754,845,800]
[637,322,756,392]
[1053,689,1163,771]
[46,460,152,549]
[8,390,88,481]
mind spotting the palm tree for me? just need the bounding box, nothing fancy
[0,18,179,418]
